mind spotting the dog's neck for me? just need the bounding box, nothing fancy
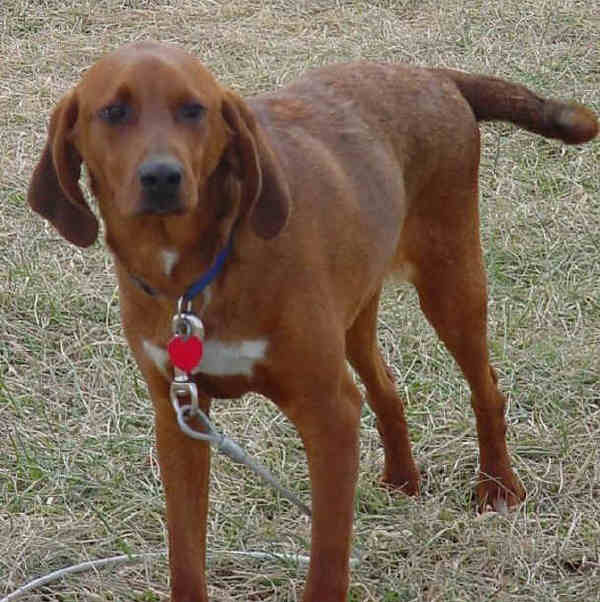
[106,209,239,305]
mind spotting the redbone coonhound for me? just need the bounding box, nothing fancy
[28,42,598,601]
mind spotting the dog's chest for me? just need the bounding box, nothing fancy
[143,337,268,379]
[193,339,268,377]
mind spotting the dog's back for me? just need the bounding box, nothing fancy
[248,62,597,304]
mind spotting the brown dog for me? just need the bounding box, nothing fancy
[28,41,597,601]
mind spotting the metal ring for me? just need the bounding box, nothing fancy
[174,404,214,442]
[172,315,192,337]
[176,295,193,317]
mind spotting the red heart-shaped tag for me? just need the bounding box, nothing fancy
[168,335,204,373]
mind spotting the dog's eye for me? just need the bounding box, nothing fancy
[178,102,205,122]
[99,103,131,125]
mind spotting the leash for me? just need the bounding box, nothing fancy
[0,550,324,602]
[167,229,312,517]
[171,396,311,517]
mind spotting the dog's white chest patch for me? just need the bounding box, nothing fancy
[161,248,179,277]
[143,338,268,378]
[193,339,268,377]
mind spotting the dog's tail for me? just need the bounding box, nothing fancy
[437,69,598,145]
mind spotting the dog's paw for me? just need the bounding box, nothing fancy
[476,471,525,513]
[380,466,421,496]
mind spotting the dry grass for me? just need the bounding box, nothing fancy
[1,0,599,600]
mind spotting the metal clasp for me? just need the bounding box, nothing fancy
[172,297,205,340]
[169,376,217,443]
[170,376,199,412]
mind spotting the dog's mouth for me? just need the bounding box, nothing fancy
[137,194,186,216]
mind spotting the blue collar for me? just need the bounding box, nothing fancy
[181,231,235,306]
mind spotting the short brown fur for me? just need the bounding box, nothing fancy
[28,42,598,601]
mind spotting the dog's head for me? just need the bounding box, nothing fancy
[28,41,291,256]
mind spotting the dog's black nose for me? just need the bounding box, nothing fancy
[138,157,183,214]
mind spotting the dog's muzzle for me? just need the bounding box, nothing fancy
[138,155,184,215]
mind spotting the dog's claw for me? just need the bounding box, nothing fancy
[493,496,509,515]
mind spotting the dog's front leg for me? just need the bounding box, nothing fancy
[283,372,362,602]
[151,376,211,602]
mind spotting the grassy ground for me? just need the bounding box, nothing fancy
[1,1,599,600]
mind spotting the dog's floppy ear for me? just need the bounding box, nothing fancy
[221,91,291,239]
[28,92,99,248]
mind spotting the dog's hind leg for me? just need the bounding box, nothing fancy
[403,191,525,511]
[346,289,420,495]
